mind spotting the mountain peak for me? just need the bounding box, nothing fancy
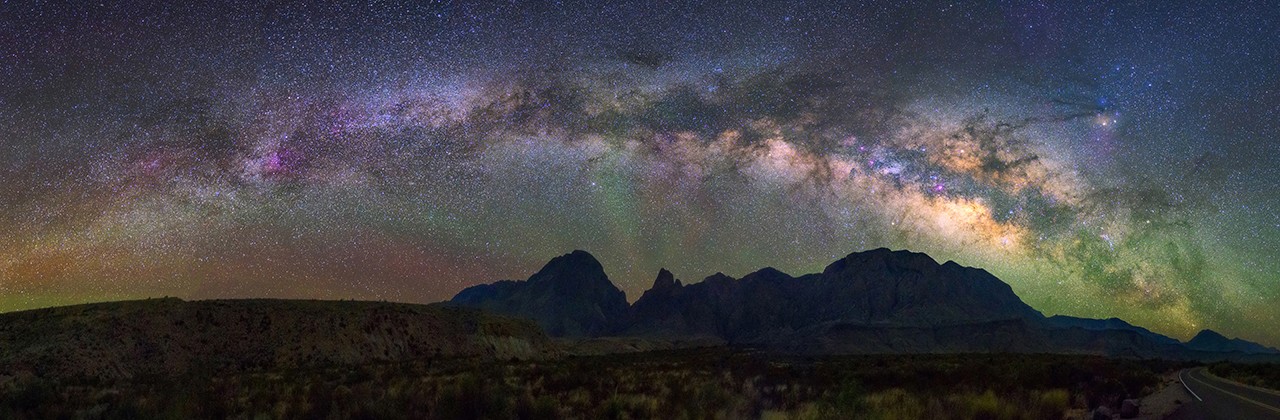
[450,250,628,337]
[1186,329,1279,354]
[744,266,791,280]
[530,250,604,282]
[452,248,1277,360]
[823,247,939,275]
[650,268,681,291]
[524,250,624,299]
[1191,329,1228,341]
[814,247,1044,325]
[625,247,1047,340]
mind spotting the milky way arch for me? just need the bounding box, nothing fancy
[1,1,1277,345]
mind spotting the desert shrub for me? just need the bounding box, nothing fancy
[1209,362,1280,390]
[828,378,865,415]
[959,390,1005,419]
[0,350,1176,419]
[7,379,57,411]
[433,373,503,419]
[514,393,558,420]
[1030,389,1070,419]
[863,388,925,420]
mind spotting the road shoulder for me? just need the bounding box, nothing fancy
[1134,370,1197,419]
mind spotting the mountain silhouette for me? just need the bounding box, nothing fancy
[1045,315,1183,346]
[626,248,1045,341]
[452,248,1279,360]
[3,248,1276,383]
[450,250,630,337]
[1185,329,1280,354]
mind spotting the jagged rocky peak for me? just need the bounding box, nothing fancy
[650,268,682,291]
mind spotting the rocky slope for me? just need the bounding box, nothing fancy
[0,298,556,381]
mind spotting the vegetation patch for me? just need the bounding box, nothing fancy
[0,348,1187,419]
[1207,362,1280,391]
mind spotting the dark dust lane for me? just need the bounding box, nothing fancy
[1169,367,1280,420]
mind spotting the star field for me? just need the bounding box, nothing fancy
[1,1,1278,346]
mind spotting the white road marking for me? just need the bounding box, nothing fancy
[1186,368,1280,415]
[1180,369,1204,402]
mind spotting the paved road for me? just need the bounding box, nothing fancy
[1169,367,1280,419]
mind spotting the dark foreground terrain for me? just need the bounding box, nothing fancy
[0,348,1188,419]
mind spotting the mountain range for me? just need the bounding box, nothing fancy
[3,248,1275,382]
[450,248,1280,359]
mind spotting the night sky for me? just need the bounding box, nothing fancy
[2,1,1278,346]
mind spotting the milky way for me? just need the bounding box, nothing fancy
[1,1,1278,345]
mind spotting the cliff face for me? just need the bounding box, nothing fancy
[0,298,557,380]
